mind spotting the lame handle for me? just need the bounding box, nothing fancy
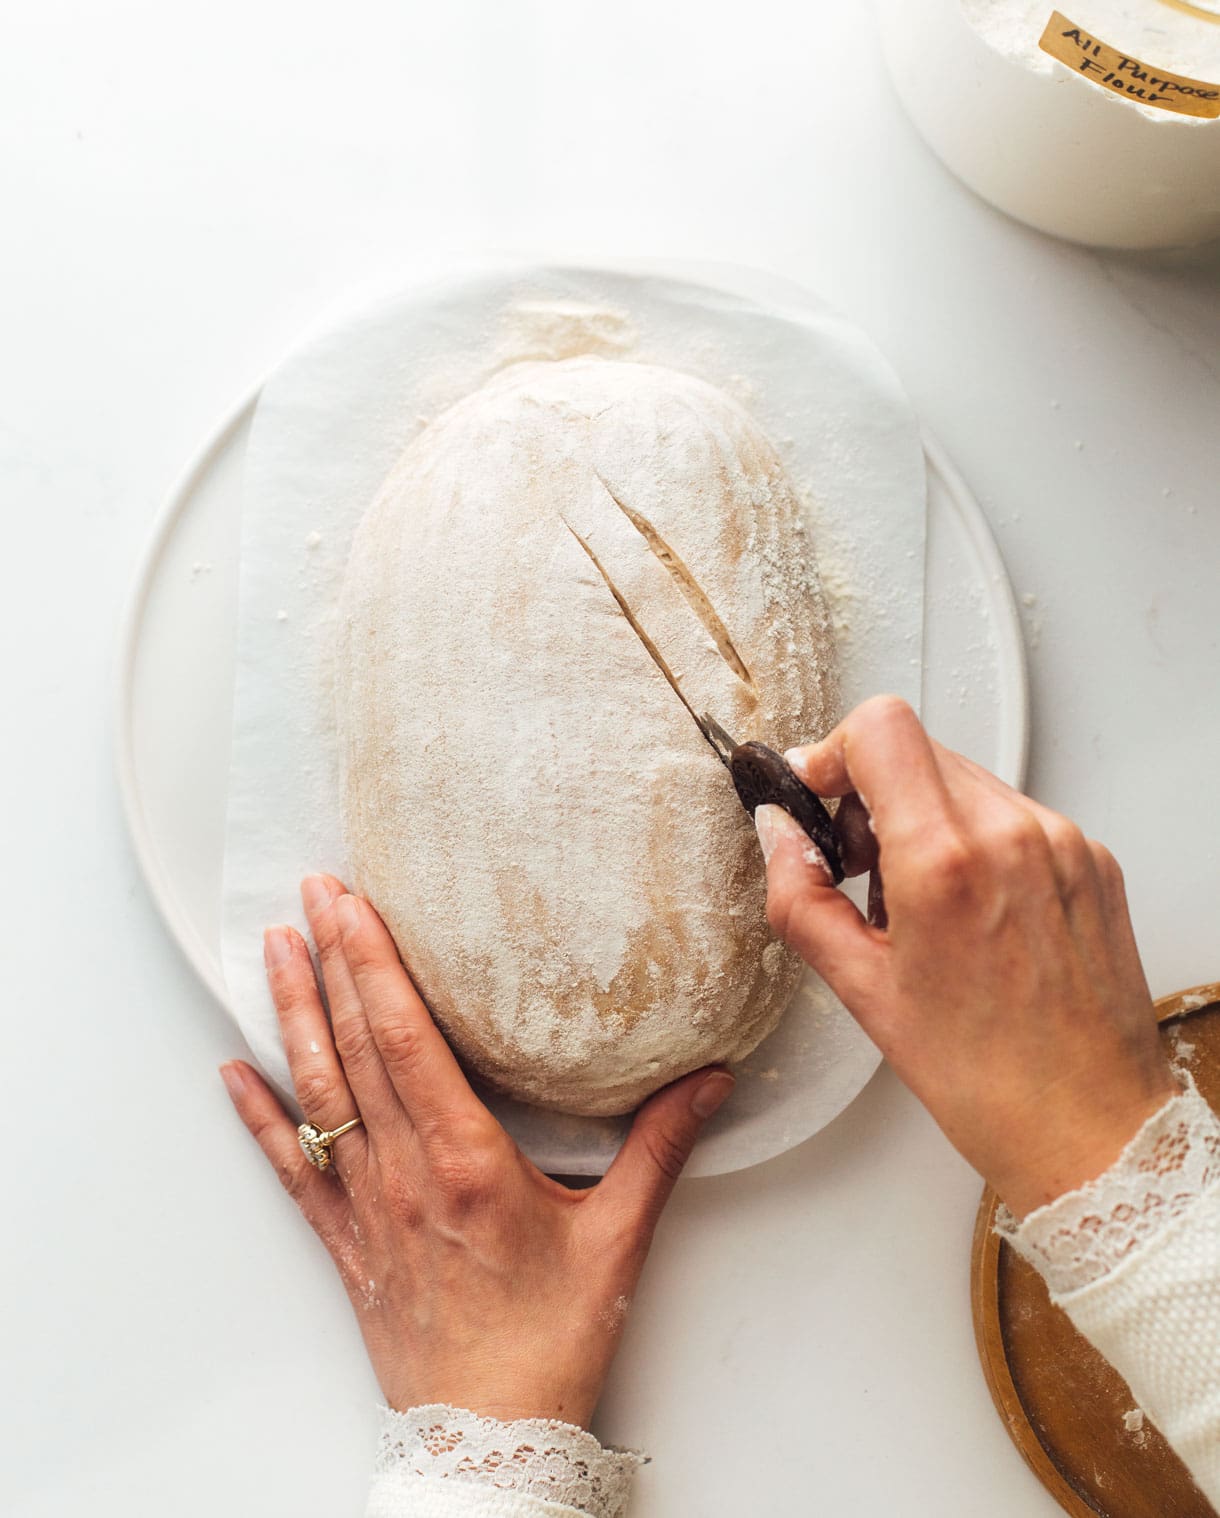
[728,742,845,884]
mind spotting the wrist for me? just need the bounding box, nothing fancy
[993,1073,1181,1220]
[378,1361,604,1431]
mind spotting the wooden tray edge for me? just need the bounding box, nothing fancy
[970,979,1220,1516]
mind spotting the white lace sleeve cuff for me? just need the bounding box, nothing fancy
[996,1076,1220,1298]
[365,1404,644,1518]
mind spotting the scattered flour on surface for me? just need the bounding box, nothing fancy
[1169,1026,1197,1079]
[598,1294,632,1331]
[495,300,638,367]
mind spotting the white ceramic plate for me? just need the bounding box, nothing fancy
[116,390,1028,1149]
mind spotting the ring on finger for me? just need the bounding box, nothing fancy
[297,1116,363,1171]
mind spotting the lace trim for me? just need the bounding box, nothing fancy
[997,1077,1220,1297]
[374,1404,644,1518]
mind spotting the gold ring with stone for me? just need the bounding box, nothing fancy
[297,1116,362,1171]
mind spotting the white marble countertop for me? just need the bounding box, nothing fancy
[3,2,1218,1513]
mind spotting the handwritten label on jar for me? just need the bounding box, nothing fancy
[1039,10,1220,117]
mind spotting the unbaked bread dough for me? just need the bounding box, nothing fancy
[336,356,838,1115]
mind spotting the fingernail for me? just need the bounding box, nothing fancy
[220,1062,247,1101]
[784,746,815,782]
[754,805,835,885]
[263,925,294,968]
[691,1071,735,1120]
[301,874,335,915]
[754,803,805,864]
[335,894,361,935]
[801,840,836,889]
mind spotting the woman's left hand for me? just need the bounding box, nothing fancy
[221,875,733,1428]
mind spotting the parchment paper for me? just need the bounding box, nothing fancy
[221,262,926,1177]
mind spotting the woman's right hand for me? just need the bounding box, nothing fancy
[757,696,1178,1219]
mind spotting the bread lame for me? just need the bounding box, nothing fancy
[697,713,845,885]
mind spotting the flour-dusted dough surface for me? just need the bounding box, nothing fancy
[337,356,839,1115]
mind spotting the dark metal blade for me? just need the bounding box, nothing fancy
[696,711,737,770]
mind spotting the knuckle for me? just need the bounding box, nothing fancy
[333,1018,377,1072]
[432,1123,507,1207]
[765,886,794,945]
[1090,841,1125,889]
[1045,817,1090,882]
[374,1015,424,1074]
[295,1071,337,1120]
[269,964,316,1017]
[991,811,1046,864]
[444,1107,503,1150]
[434,1152,499,1208]
[917,832,978,898]
[1044,815,1086,857]
[861,693,916,732]
[641,1124,690,1184]
[340,927,379,975]
[277,1156,315,1204]
[385,1173,424,1230]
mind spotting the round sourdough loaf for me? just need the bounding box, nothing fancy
[336,357,839,1115]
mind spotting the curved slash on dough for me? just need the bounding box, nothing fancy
[561,515,707,731]
[593,474,756,693]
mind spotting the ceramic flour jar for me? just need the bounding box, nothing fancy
[878,0,1220,248]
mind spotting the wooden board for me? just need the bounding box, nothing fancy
[972,981,1220,1518]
